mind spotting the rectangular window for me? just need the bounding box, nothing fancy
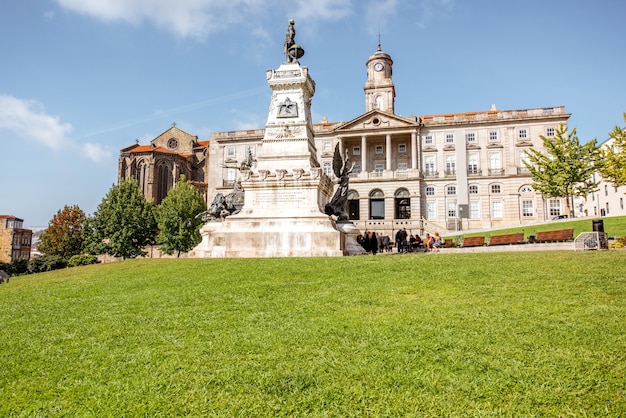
[424,135,433,144]
[397,162,408,171]
[519,129,527,139]
[469,184,478,194]
[468,153,478,174]
[426,202,437,219]
[446,185,456,195]
[466,132,476,142]
[447,201,457,218]
[426,186,435,196]
[549,199,561,217]
[446,134,454,143]
[353,146,360,156]
[323,161,332,176]
[227,147,235,157]
[399,143,407,153]
[375,145,383,154]
[489,152,502,170]
[470,201,480,219]
[522,200,534,217]
[492,201,503,218]
[489,131,498,141]
[370,200,385,219]
[353,163,361,174]
[424,155,436,175]
[546,127,555,137]
[374,163,384,173]
[323,141,332,152]
[445,155,456,175]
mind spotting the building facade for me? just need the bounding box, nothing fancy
[206,46,571,237]
[118,125,210,205]
[119,46,572,237]
[0,215,32,263]
[582,136,626,218]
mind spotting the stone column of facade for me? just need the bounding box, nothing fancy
[385,134,392,171]
[361,135,367,176]
[411,130,418,172]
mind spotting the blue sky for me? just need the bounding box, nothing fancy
[1,0,624,227]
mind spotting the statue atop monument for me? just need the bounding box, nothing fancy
[283,19,304,63]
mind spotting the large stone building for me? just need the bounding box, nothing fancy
[119,45,571,237]
[0,215,32,263]
[118,125,210,204]
[582,136,626,218]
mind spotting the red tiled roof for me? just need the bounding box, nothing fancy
[0,214,19,219]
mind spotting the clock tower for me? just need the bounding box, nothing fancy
[364,43,395,114]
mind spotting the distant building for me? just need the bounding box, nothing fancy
[118,125,210,205]
[118,45,572,236]
[0,215,32,263]
[582,136,626,218]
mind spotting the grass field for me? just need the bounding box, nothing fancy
[1,252,625,416]
[447,215,626,241]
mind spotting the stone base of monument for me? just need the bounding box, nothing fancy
[193,216,356,258]
[192,172,366,258]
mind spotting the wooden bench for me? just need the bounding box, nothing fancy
[461,236,485,247]
[534,228,574,243]
[488,232,525,246]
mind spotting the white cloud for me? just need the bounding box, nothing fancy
[364,0,399,35]
[0,95,111,164]
[81,142,113,164]
[290,0,352,22]
[54,0,355,40]
[0,95,72,150]
[416,0,455,29]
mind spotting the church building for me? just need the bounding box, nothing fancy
[119,44,571,237]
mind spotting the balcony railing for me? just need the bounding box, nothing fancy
[423,170,438,178]
[467,168,482,177]
[517,166,531,175]
[444,169,456,178]
[488,168,505,176]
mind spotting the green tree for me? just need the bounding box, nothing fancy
[524,124,600,217]
[156,175,207,257]
[86,178,158,259]
[598,113,626,187]
[38,205,86,260]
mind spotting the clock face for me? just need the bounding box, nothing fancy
[374,62,384,72]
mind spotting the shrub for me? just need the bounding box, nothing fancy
[68,254,99,267]
[27,255,67,274]
[611,236,626,249]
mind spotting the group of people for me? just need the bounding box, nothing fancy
[395,228,442,253]
[357,231,381,255]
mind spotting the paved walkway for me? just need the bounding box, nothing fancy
[381,241,577,255]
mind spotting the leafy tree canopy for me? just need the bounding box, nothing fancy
[524,124,600,216]
[38,205,86,260]
[156,175,207,257]
[599,113,626,187]
[86,179,158,259]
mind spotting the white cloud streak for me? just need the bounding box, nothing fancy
[54,0,355,40]
[0,95,111,164]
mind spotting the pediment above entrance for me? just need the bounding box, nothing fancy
[333,110,419,134]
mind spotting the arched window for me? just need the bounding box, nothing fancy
[156,162,173,204]
[134,159,149,197]
[348,190,360,220]
[374,95,383,110]
[395,188,411,219]
[369,189,385,220]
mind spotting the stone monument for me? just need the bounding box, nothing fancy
[193,20,364,258]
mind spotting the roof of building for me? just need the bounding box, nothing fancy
[0,215,20,219]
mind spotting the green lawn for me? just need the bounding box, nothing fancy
[1,252,625,416]
[448,215,626,241]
